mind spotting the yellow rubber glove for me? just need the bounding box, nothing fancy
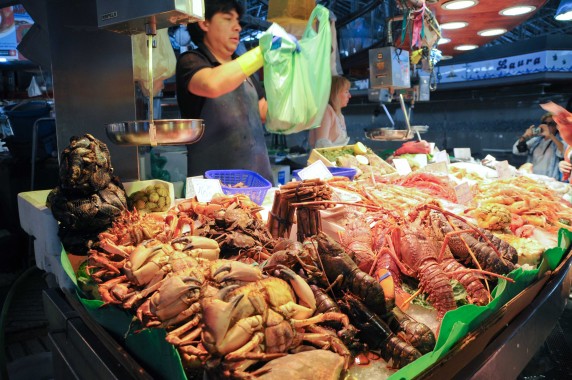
[410,49,423,65]
[236,46,263,77]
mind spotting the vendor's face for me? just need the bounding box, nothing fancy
[339,86,351,108]
[201,10,242,59]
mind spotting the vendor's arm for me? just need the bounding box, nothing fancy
[259,97,268,124]
[559,160,572,175]
[189,47,263,98]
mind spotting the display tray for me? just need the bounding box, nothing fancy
[307,144,397,175]
[416,248,572,379]
[54,238,572,380]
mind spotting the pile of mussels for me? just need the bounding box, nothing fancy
[46,134,130,254]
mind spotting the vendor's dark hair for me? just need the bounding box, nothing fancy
[187,0,244,42]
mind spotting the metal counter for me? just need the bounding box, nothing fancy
[43,288,152,380]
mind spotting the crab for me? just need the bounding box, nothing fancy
[200,265,351,376]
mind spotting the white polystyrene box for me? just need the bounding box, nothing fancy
[17,190,62,265]
[44,254,75,289]
[123,179,176,212]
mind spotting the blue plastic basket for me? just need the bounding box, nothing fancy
[292,166,357,181]
[204,170,272,205]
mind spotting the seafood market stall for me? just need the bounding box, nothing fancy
[39,253,572,379]
[18,129,572,379]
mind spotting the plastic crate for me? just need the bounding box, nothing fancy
[204,170,272,205]
[292,166,357,181]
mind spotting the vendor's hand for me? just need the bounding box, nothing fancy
[559,160,572,174]
[267,24,301,52]
[271,33,301,52]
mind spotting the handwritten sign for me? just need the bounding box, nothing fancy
[297,160,333,180]
[495,160,513,179]
[186,177,223,202]
[433,150,450,164]
[393,158,412,175]
[454,182,473,205]
[423,161,449,174]
[453,148,471,160]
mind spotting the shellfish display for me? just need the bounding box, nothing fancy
[52,142,572,379]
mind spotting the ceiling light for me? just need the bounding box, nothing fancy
[441,21,469,30]
[442,0,478,10]
[499,5,536,16]
[477,28,507,36]
[555,0,572,21]
[441,55,454,60]
[454,44,479,51]
[438,37,451,45]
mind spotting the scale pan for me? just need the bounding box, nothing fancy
[105,119,204,146]
[364,128,414,141]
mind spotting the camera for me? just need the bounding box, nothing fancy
[532,126,541,135]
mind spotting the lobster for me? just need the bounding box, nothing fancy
[308,232,388,317]
[338,293,422,369]
[427,209,518,275]
[387,225,457,320]
[386,306,436,355]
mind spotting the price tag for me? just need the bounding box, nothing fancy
[454,148,472,160]
[393,158,412,175]
[423,161,449,174]
[186,177,224,202]
[433,150,450,164]
[495,160,513,179]
[428,142,436,154]
[412,154,428,168]
[454,182,473,205]
[297,160,333,180]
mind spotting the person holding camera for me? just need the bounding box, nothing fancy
[513,112,566,179]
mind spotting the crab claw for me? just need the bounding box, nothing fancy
[212,260,263,284]
[128,239,164,271]
[202,293,245,347]
[275,265,316,319]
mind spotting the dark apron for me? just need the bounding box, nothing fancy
[186,77,273,183]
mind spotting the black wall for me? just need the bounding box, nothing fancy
[278,81,572,169]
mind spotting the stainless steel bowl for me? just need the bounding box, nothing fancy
[364,128,414,141]
[105,119,204,146]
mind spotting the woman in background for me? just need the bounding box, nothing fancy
[513,112,565,179]
[309,75,351,148]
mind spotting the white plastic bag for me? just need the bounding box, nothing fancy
[132,28,176,97]
[27,76,42,97]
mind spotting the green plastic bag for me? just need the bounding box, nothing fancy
[260,5,332,134]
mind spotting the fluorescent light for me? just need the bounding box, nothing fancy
[441,21,469,30]
[0,58,6,62]
[555,0,572,21]
[442,0,478,10]
[438,37,451,45]
[499,5,536,16]
[477,28,507,36]
[441,55,454,60]
[454,44,478,51]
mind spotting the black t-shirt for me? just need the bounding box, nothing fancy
[175,43,265,118]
